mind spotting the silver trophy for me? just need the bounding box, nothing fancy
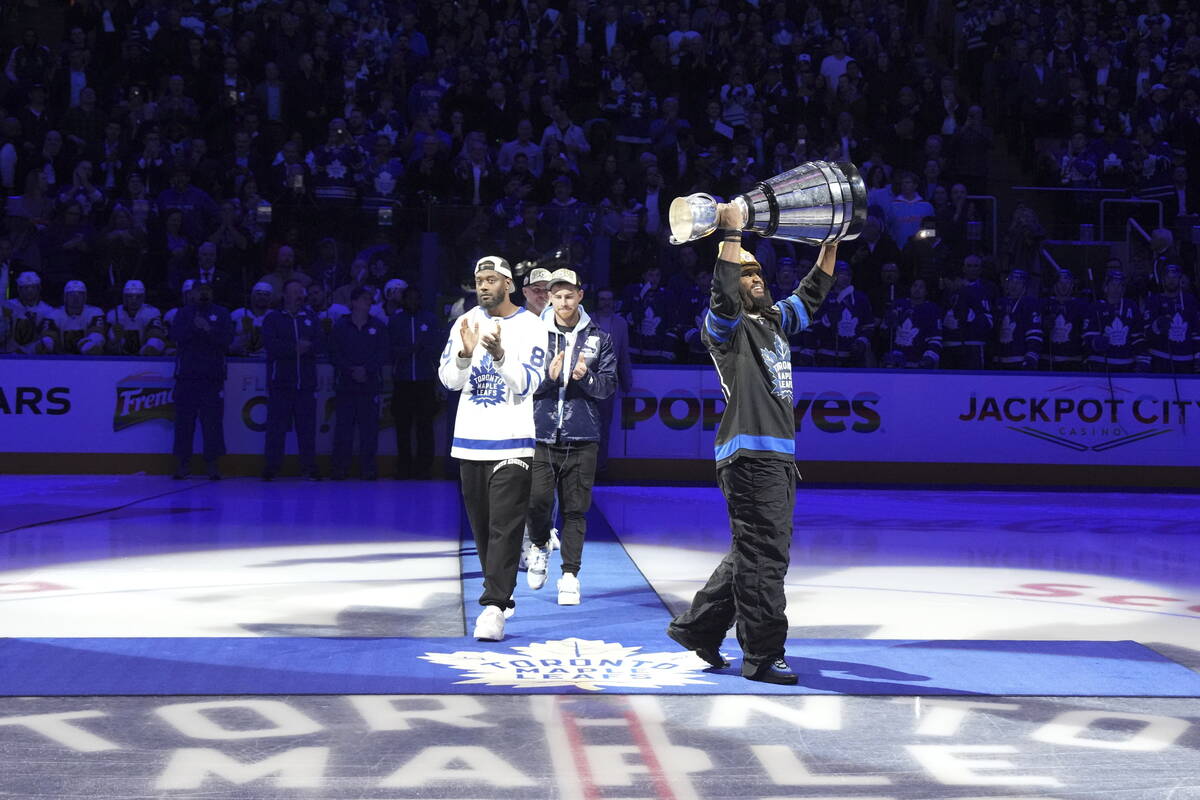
[668,161,868,245]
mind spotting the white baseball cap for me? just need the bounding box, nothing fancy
[547,268,580,290]
[526,267,552,286]
[64,280,87,294]
[475,256,512,280]
[17,271,41,287]
[252,281,273,294]
[384,278,408,294]
[123,279,146,294]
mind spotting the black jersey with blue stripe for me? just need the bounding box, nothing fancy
[701,257,834,467]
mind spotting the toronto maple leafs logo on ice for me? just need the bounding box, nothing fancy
[421,638,717,691]
[759,334,792,402]
[469,354,506,406]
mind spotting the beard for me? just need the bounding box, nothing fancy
[741,287,774,312]
[478,290,505,309]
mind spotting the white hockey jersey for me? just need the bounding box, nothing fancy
[107,304,163,354]
[51,305,106,353]
[232,307,271,356]
[6,299,55,354]
[439,305,545,461]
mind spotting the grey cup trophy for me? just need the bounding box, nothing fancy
[668,161,868,245]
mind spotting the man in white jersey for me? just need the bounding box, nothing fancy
[51,280,106,354]
[7,272,56,354]
[439,255,546,641]
[106,280,164,355]
[232,281,274,356]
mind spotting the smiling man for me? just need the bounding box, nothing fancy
[666,213,838,685]
[439,256,547,641]
[524,268,616,606]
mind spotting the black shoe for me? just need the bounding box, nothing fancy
[207,470,222,481]
[330,470,347,481]
[261,470,276,482]
[303,469,322,481]
[666,625,729,669]
[745,658,798,685]
[172,468,190,480]
[361,471,377,481]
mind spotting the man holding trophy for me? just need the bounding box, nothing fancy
[663,161,865,684]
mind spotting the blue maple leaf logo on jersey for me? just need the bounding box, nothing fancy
[469,354,507,406]
[759,334,793,403]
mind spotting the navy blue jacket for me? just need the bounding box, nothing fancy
[533,306,617,443]
[388,307,442,383]
[172,303,234,382]
[331,313,390,393]
[263,307,322,391]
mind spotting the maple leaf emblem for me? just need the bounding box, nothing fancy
[758,333,792,402]
[1051,313,1072,344]
[836,306,859,337]
[325,158,348,179]
[469,353,507,406]
[1106,316,1129,346]
[421,638,718,691]
[894,316,919,347]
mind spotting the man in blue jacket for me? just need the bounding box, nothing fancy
[524,268,617,605]
[262,279,322,480]
[331,287,390,479]
[388,285,442,479]
[171,280,234,480]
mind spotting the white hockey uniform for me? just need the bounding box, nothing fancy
[107,304,164,355]
[231,307,271,356]
[6,299,56,354]
[51,305,107,354]
[438,305,546,461]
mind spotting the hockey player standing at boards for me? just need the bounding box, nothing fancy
[439,256,547,641]
[666,213,838,685]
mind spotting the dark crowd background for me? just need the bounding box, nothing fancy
[2,0,1200,373]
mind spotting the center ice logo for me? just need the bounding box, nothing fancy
[421,638,717,691]
[468,354,507,406]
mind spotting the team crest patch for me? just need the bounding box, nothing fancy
[421,638,718,691]
[468,354,506,406]
[759,334,793,402]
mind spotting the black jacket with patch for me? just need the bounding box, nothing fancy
[701,257,834,467]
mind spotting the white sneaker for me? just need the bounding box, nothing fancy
[549,527,561,550]
[504,599,515,619]
[526,543,550,589]
[473,606,505,641]
[557,573,580,605]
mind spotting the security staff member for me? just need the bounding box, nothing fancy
[666,209,837,685]
[262,278,322,480]
[330,287,389,479]
[171,280,234,480]
[388,285,442,479]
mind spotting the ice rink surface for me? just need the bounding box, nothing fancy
[1,475,1198,798]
